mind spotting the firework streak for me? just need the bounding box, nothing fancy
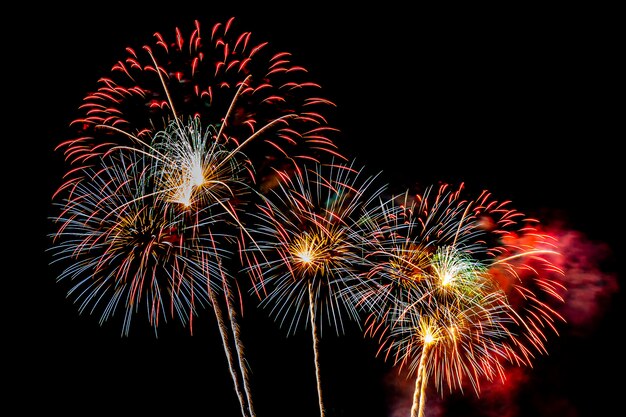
[49,17,343,417]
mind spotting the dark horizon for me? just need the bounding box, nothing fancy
[16,6,622,417]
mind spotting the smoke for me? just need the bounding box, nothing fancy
[383,368,412,417]
[464,365,579,417]
[467,367,529,417]
[467,223,619,417]
[383,367,445,417]
[382,366,528,417]
[549,226,619,336]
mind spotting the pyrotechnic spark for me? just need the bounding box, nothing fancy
[56,17,343,172]
[243,160,387,417]
[50,127,256,414]
[48,150,229,335]
[149,117,253,210]
[49,17,343,417]
[245,161,386,334]
[355,183,565,417]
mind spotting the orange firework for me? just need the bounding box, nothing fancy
[355,183,566,417]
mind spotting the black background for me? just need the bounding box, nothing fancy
[13,4,622,417]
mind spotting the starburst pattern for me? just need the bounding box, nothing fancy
[352,183,566,416]
[243,160,387,416]
[49,148,237,335]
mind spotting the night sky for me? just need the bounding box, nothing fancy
[15,5,622,417]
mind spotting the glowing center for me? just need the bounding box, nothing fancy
[423,330,435,345]
[175,184,194,207]
[441,271,454,287]
[296,249,315,265]
[190,163,205,187]
[289,231,334,277]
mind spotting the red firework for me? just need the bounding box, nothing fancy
[58,17,344,173]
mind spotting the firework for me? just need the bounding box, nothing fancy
[50,124,255,414]
[243,160,387,417]
[56,17,343,172]
[49,17,343,417]
[48,148,234,335]
[355,183,565,417]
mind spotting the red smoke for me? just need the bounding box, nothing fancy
[383,367,445,417]
[549,226,619,336]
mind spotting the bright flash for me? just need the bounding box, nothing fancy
[441,272,454,287]
[423,328,436,345]
[289,231,336,277]
[296,249,315,265]
[191,164,205,187]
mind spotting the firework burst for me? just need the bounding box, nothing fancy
[50,120,256,414]
[49,17,343,417]
[49,149,233,335]
[56,17,343,173]
[354,183,566,417]
[243,160,387,417]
